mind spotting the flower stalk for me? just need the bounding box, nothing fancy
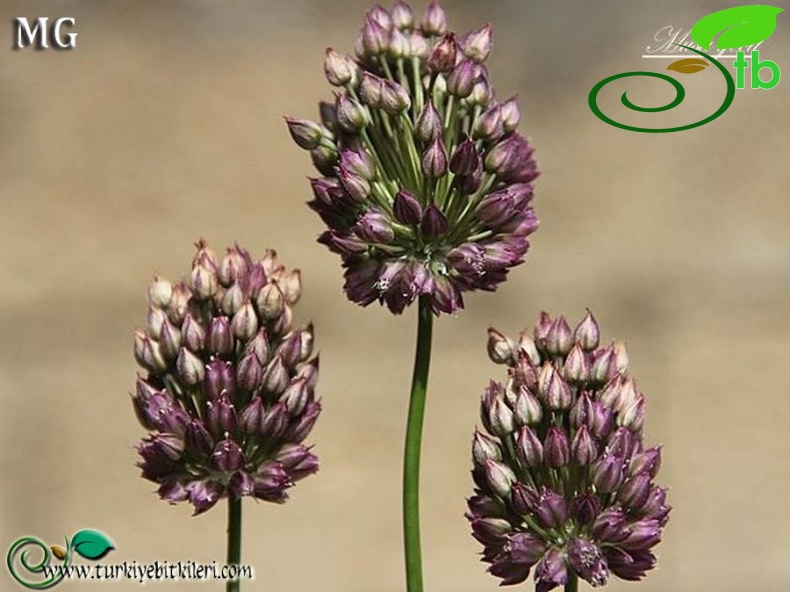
[403,296,434,592]
[227,497,242,592]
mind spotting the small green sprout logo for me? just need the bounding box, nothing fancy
[6,529,115,589]
[589,5,784,132]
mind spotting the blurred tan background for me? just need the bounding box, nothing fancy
[1,0,789,590]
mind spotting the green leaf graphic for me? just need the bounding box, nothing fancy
[691,5,784,51]
[70,530,115,561]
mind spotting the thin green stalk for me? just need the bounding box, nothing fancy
[403,296,434,592]
[227,497,242,592]
[565,572,579,592]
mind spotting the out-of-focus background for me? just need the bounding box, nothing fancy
[1,0,789,590]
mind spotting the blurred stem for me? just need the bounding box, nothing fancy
[565,573,579,592]
[227,497,242,592]
[403,296,434,592]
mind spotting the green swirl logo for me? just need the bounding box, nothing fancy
[6,530,114,589]
[589,5,783,133]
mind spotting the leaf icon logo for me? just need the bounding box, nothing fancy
[667,58,710,74]
[70,530,115,561]
[691,5,784,51]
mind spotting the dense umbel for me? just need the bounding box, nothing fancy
[287,1,538,315]
[132,242,320,514]
[469,311,670,589]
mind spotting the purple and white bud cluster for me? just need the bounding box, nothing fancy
[132,241,320,514]
[468,311,670,589]
[286,1,539,315]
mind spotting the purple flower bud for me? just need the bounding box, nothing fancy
[181,314,206,352]
[340,149,376,182]
[536,489,568,529]
[236,351,264,392]
[251,461,291,502]
[421,203,449,237]
[408,30,429,57]
[335,94,370,132]
[210,438,245,472]
[470,516,512,547]
[571,425,598,465]
[243,328,269,365]
[134,332,168,373]
[474,104,503,141]
[206,397,237,436]
[591,454,624,493]
[262,354,289,395]
[544,427,570,468]
[606,548,656,581]
[415,100,442,142]
[158,317,181,361]
[338,167,371,202]
[447,58,478,97]
[259,402,288,440]
[380,79,411,115]
[221,284,244,316]
[620,519,662,551]
[472,429,502,465]
[185,419,213,455]
[484,459,516,498]
[534,548,568,591]
[505,531,546,566]
[563,343,590,383]
[488,396,515,437]
[422,136,448,178]
[359,72,384,107]
[475,190,513,227]
[422,1,447,35]
[545,369,572,411]
[590,346,615,383]
[393,189,423,225]
[629,446,662,478]
[285,117,325,150]
[287,450,320,481]
[574,309,600,351]
[361,15,389,55]
[500,96,520,132]
[567,537,609,587]
[510,482,539,515]
[515,425,543,468]
[206,316,234,357]
[607,427,636,459]
[588,401,614,440]
[239,398,264,435]
[176,348,204,386]
[619,393,646,432]
[514,386,543,425]
[205,358,235,399]
[228,471,254,497]
[282,378,312,415]
[230,301,258,342]
[147,307,167,338]
[462,23,493,63]
[356,208,395,243]
[449,135,480,175]
[613,340,629,374]
[618,473,652,510]
[287,401,322,443]
[256,282,284,320]
[187,480,224,515]
[486,327,514,364]
[323,48,359,87]
[642,487,671,524]
[391,0,414,29]
[571,493,602,526]
[545,316,573,356]
[427,32,456,73]
[148,277,173,308]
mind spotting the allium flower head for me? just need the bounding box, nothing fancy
[132,241,320,514]
[468,311,670,589]
[287,1,539,315]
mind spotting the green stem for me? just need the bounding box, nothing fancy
[403,296,434,592]
[226,497,242,592]
[565,572,579,592]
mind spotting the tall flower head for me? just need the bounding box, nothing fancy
[132,241,320,514]
[468,311,670,589]
[287,1,539,315]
